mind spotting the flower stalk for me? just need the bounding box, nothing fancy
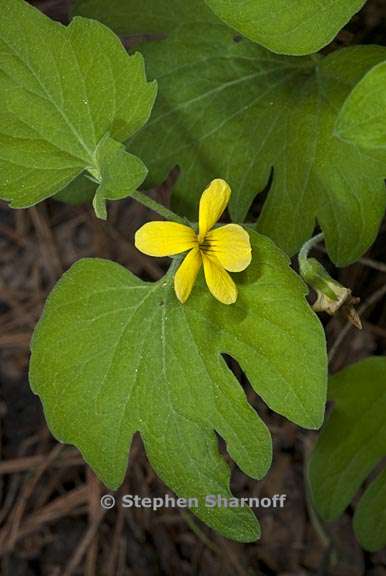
[298,233,362,329]
[130,190,187,225]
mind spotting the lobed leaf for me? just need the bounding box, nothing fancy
[30,231,327,542]
[309,357,386,552]
[74,0,219,35]
[72,0,386,265]
[0,0,157,217]
[54,174,96,206]
[336,61,386,152]
[205,0,366,56]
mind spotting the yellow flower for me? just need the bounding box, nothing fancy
[135,179,252,304]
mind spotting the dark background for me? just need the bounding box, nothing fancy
[0,1,386,574]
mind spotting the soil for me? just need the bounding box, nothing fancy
[1,1,386,574]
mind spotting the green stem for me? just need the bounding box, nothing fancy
[298,232,324,277]
[179,511,222,556]
[310,53,322,64]
[130,190,186,225]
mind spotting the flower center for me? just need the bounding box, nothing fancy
[198,236,217,255]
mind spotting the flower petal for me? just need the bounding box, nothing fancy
[135,222,197,257]
[198,179,231,240]
[174,248,202,303]
[202,253,237,305]
[205,224,252,272]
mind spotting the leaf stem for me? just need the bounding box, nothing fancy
[130,190,186,225]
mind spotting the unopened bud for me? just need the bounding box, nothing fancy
[300,258,362,329]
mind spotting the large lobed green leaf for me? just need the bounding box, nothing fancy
[30,231,327,542]
[0,0,157,217]
[73,0,386,266]
[309,357,386,552]
[205,0,366,56]
[336,61,386,152]
[74,0,219,35]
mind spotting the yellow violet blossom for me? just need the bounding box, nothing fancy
[135,179,252,304]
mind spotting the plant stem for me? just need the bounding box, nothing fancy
[310,53,322,64]
[130,190,186,224]
[298,232,324,275]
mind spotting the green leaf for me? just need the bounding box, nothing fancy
[308,357,386,552]
[0,0,157,217]
[72,0,386,265]
[354,467,386,552]
[74,0,219,34]
[54,174,96,206]
[205,0,366,55]
[336,61,386,152]
[90,136,148,219]
[30,230,327,542]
